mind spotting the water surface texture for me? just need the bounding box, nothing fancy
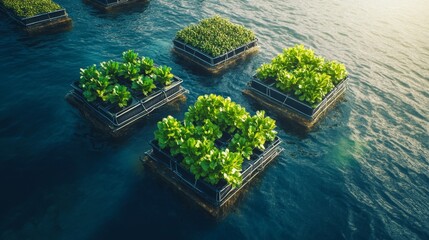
[1,0,428,239]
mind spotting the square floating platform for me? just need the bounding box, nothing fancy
[67,76,188,136]
[0,6,72,34]
[173,39,259,74]
[144,137,283,217]
[244,77,348,129]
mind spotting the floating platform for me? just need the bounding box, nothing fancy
[173,39,259,74]
[144,137,283,217]
[244,77,348,129]
[0,6,72,34]
[66,76,188,136]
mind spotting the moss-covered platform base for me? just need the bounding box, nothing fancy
[26,17,72,34]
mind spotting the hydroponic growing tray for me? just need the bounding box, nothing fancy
[173,38,259,73]
[67,76,188,134]
[244,76,348,128]
[0,6,71,33]
[85,0,147,11]
[145,136,283,215]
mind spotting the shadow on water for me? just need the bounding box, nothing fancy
[0,136,113,227]
[89,153,279,239]
[88,167,217,239]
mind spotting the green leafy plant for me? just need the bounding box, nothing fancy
[106,85,131,108]
[122,50,139,63]
[1,0,61,18]
[93,75,113,102]
[239,111,277,150]
[256,44,348,106]
[154,116,185,156]
[153,66,174,86]
[175,15,256,57]
[79,50,177,108]
[154,94,278,188]
[119,62,141,82]
[256,63,277,81]
[185,94,249,134]
[131,76,156,96]
[323,60,348,85]
[79,65,110,102]
[138,57,155,75]
[100,60,120,82]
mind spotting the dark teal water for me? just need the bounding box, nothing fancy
[1,0,428,239]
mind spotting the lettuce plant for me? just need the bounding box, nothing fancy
[106,85,131,108]
[155,94,278,188]
[119,62,141,82]
[100,61,120,82]
[256,44,348,106]
[175,15,256,57]
[132,76,156,96]
[79,50,176,108]
[122,50,139,63]
[153,66,173,86]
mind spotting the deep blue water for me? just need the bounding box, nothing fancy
[1,0,428,239]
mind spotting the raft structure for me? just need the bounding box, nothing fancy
[244,44,349,129]
[145,137,282,216]
[143,94,283,217]
[173,39,259,74]
[0,4,71,34]
[244,76,348,129]
[67,77,188,136]
[66,50,189,136]
[173,16,259,74]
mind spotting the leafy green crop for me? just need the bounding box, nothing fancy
[153,66,173,86]
[154,94,278,188]
[1,0,62,18]
[256,45,348,106]
[138,57,155,75]
[122,50,139,63]
[185,94,249,134]
[175,15,256,57]
[154,116,186,156]
[132,76,156,96]
[79,50,176,108]
[107,85,131,108]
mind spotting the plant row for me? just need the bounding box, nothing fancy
[154,94,277,188]
[175,15,256,58]
[256,44,348,106]
[79,50,174,107]
[0,0,61,18]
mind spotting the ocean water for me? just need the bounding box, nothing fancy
[0,0,428,239]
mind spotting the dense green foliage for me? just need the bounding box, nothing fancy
[79,50,174,108]
[175,15,256,57]
[1,0,61,18]
[256,45,348,106]
[154,94,277,188]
